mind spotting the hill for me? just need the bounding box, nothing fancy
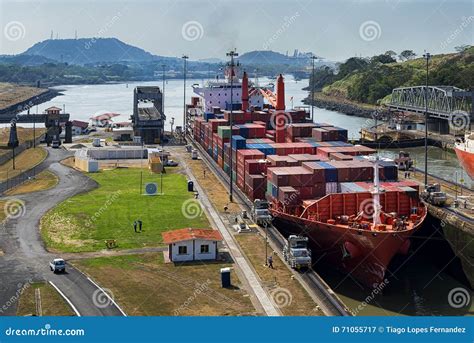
[238,50,299,65]
[23,38,157,64]
[312,47,474,105]
[0,54,57,66]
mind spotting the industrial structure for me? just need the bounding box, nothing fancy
[388,86,474,134]
[1,105,71,146]
[132,86,165,144]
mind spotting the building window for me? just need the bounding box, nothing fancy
[200,244,210,254]
[178,246,187,255]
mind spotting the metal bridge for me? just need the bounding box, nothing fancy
[388,86,473,121]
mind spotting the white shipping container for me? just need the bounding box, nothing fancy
[325,182,339,194]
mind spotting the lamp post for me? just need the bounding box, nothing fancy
[423,52,431,187]
[182,55,189,138]
[161,64,166,115]
[310,54,317,122]
[226,49,238,202]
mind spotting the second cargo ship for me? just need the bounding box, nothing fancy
[186,65,427,287]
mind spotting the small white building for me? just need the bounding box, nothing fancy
[71,120,89,135]
[162,228,223,262]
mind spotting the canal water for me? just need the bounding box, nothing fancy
[21,77,473,315]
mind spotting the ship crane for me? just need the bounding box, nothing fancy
[257,88,278,108]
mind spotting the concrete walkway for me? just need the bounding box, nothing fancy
[176,152,280,316]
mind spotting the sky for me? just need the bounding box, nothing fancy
[0,0,473,62]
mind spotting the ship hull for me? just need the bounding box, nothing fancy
[272,211,423,288]
[454,146,474,180]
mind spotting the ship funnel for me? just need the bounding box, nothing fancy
[276,74,285,111]
[242,71,249,112]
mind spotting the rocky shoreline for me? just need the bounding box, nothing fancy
[303,92,390,119]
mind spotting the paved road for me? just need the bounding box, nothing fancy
[0,147,124,316]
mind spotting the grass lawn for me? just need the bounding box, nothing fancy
[16,282,75,316]
[0,127,46,146]
[0,148,47,181]
[5,170,58,196]
[41,168,209,252]
[73,253,257,316]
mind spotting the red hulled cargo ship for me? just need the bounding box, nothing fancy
[454,132,474,180]
[186,65,427,287]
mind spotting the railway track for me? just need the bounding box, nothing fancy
[188,138,351,316]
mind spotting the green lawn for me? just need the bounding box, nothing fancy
[41,168,209,252]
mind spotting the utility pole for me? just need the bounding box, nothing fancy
[227,49,238,202]
[182,55,189,138]
[423,52,431,187]
[162,64,166,115]
[311,54,317,122]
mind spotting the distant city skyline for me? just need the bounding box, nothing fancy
[0,0,472,62]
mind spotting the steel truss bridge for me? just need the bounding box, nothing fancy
[388,86,473,121]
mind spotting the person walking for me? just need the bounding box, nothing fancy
[267,255,273,269]
[133,220,137,233]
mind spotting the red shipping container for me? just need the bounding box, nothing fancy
[301,162,326,183]
[278,186,299,205]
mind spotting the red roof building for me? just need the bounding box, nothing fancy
[162,228,222,262]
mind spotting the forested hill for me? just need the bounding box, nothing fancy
[310,46,474,105]
[23,38,157,64]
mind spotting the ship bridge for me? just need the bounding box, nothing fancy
[388,86,473,134]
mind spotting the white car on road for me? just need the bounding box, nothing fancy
[49,258,66,273]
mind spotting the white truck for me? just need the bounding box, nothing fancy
[191,149,198,160]
[251,199,272,226]
[421,183,447,206]
[283,235,312,269]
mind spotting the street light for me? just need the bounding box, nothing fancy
[226,49,238,202]
[182,55,189,138]
[310,54,317,122]
[161,64,166,115]
[423,52,431,187]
